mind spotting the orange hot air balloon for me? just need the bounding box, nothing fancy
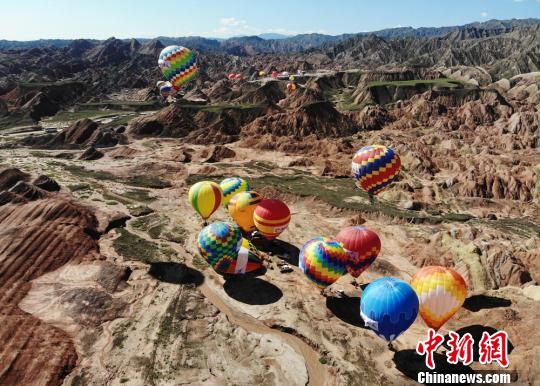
[228,191,263,232]
[410,266,468,330]
[286,82,297,91]
[253,199,291,240]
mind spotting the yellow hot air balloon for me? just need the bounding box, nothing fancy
[188,181,223,220]
[410,266,468,330]
[228,191,263,232]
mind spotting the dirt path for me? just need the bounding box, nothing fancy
[199,281,332,386]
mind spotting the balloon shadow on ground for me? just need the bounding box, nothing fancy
[462,295,512,312]
[326,296,370,329]
[148,262,204,286]
[443,325,514,362]
[223,277,283,305]
[251,237,300,266]
[220,266,267,280]
[394,349,475,385]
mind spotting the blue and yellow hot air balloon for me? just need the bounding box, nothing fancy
[360,277,419,342]
[220,177,250,208]
[197,221,242,270]
[188,181,222,221]
[158,45,198,91]
[351,145,401,196]
[299,237,349,288]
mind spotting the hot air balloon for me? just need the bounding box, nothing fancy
[220,177,250,208]
[410,266,467,330]
[351,145,401,196]
[336,226,381,278]
[159,82,175,98]
[188,181,222,221]
[298,236,331,273]
[286,82,297,91]
[300,238,349,287]
[228,191,263,232]
[234,73,242,80]
[253,199,291,240]
[156,80,166,88]
[158,45,198,91]
[213,238,264,274]
[361,277,419,342]
[197,221,242,270]
[259,70,267,77]
[228,73,236,80]
[289,75,296,81]
[271,71,279,78]
[281,71,290,77]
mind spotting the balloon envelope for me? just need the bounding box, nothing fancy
[336,226,380,278]
[410,266,467,330]
[361,277,419,341]
[220,177,250,208]
[286,82,297,91]
[158,45,198,91]
[253,199,291,240]
[197,222,242,269]
[213,238,264,274]
[300,238,348,287]
[189,181,222,220]
[228,191,263,232]
[351,145,401,195]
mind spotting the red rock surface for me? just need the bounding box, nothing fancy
[0,168,101,386]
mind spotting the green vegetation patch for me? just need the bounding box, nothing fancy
[367,78,462,88]
[124,175,171,189]
[131,213,169,239]
[113,228,161,263]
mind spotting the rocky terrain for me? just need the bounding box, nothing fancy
[0,18,539,386]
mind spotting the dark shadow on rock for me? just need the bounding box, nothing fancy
[251,237,300,266]
[224,277,283,305]
[326,296,369,329]
[394,349,475,385]
[443,325,514,362]
[148,262,204,286]
[220,266,267,280]
[463,295,512,312]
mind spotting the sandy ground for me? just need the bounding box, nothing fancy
[4,137,538,386]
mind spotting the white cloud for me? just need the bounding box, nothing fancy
[220,17,246,27]
[480,11,488,17]
[211,17,300,37]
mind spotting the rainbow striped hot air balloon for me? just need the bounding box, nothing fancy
[158,45,198,91]
[220,177,250,208]
[352,145,401,196]
[228,191,263,232]
[197,221,242,270]
[188,181,222,221]
[336,226,381,278]
[361,277,419,342]
[253,199,291,240]
[300,238,349,288]
[410,266,468,330]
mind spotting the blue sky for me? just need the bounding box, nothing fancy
[2,0,540,40]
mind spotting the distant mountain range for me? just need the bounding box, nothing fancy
[1,18,538,53]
